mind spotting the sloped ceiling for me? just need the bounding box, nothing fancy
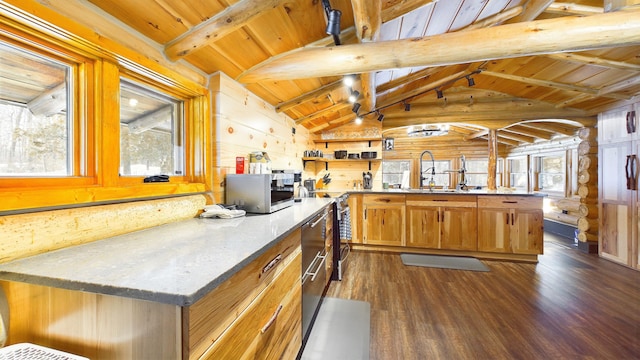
[16,1,640,145]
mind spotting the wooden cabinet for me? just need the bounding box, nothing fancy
[325,205,334,277]
[598,104,639,269]
[477,196,544,255]
[362,194,405,246]
[406,194,477,251]
[185,228,302,359]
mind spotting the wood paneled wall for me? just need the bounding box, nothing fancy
[0,195,205,264]
[210,73,312,202]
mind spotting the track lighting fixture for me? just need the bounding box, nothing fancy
[326,9,342,36]
[466,76,475,87]
[377,112,384,122]
[355,116,363,125]
[436,89,444,99]
[352,102,361,113]
[404,102,411,111]
[348,90,360,103]
[343,75,355,87]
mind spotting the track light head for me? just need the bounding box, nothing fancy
[348,90,360,103]
[355,116,363,125]
[466,76,475,87]
[436,89,444,99]
[326,9,342,36]
[377,113,384,122]
[404,102,411,112]
[352,102,361,113]
[343,75,355,87]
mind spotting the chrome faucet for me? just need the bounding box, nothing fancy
[444,155,468,191]
[419,150,436,191]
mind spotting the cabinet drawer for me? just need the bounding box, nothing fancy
[406,194,477,208]
[477,196,542,209]
[363,194,405,205]
[201,253,302,360]
[185,229,301,359]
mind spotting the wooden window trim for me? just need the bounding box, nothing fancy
[0,15,209,213]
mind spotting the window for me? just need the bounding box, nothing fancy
[119,79,184,176]
[420,160,451,188]
[508,157,528,190]
[465,159,488,188]
[382,160,410,186]
[537,154,565,192]
[0,41,73,176]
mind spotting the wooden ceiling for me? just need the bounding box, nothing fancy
[21,1,640,145]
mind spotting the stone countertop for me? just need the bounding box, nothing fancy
[0,198,333,307]
[314,188,545,196]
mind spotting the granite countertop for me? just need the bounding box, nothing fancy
[315,188,545,196]
[0,198,333,307]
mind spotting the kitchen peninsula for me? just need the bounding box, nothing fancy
[0,198,333,359]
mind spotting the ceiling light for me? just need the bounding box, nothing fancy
[404,102,411,112]
[466,76,475,87]
[436,89,444,99]
[355,116,363,125]
[407,124,449,137]
[352,102,361,113]
[128,98,138,107]
[326,9,342,36]
[377,112,384,122]
[343,75,354,87]
[348,90,360,103]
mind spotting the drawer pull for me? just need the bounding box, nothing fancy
[433,199,449,202]
[502,201,518,204]
[262,254,282,274]
[260,304,283,333]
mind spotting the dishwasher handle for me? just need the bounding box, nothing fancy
[301,251,327,285]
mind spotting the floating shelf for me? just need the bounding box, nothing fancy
[302,157,381,170]
[313,137,382,148]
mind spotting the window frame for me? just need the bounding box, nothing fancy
[534,152,567,195]
[0,20,208,212]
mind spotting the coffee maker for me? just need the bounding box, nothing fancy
[303,179,316,197]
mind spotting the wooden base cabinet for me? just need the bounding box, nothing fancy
[477,196,544,255]
[406,194,477,250]
[362,194,405,246]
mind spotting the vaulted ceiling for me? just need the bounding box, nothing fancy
[15,1,640,146]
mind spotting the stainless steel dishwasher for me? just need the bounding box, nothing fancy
[301,208,328,344]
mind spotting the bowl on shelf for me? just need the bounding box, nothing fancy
[334,150,347,159]
[347,153,360,159]
[361,151,377,159]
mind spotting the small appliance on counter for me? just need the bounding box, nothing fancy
[226,173,294,213]
[303,179,316,198]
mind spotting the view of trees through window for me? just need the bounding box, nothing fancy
[538,154,565,192]
[0,104,69,175]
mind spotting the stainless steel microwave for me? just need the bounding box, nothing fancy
[226,174,295,213]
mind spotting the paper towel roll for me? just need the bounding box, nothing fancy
[401,170,411,189]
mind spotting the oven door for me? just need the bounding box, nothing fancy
[301,210,328,343]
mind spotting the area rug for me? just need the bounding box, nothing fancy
[300,297,370,360]
[400,253,490,272]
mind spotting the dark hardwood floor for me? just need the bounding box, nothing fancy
[325,235,640,359]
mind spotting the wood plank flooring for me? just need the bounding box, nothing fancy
[325,235,640,359]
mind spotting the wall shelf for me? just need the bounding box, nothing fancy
[313,137,381,148]
[302,157,381,171]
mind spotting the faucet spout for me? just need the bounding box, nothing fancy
[419,150,436,191]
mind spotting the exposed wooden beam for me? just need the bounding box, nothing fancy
[164,0,281,61]
[351,0,381,113]
[497,130,536,143]
[491,136,521,147]
[376,67,442,93]
[294,102,352,125]
[544,3,603,16]
[238,9,640,83]
[377,70,469,109]
[464,129,489,141]
[502,125,554,140]
[520,122,580,136]
[482,70,632,100]
[27,83,66,116]
[598,74,640,96]
[545,53,640,71]
[275,80,344,113]
[381,0,436,22]
[464,6,523,30]
[507,0,553,23]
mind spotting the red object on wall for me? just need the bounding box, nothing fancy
[236,157,245,174]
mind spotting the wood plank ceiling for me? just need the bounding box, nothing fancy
[79,0,640,145]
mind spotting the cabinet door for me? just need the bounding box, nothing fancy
[441,206,478,251]
[363,205,405,246]
[510,209,543,254]
[599,105,635,144]
[601,203,631,265]
[406,206,440,248]
[478,208,511,252]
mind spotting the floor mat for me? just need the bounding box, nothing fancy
[400,253,490,272]
[300,297,370,360]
